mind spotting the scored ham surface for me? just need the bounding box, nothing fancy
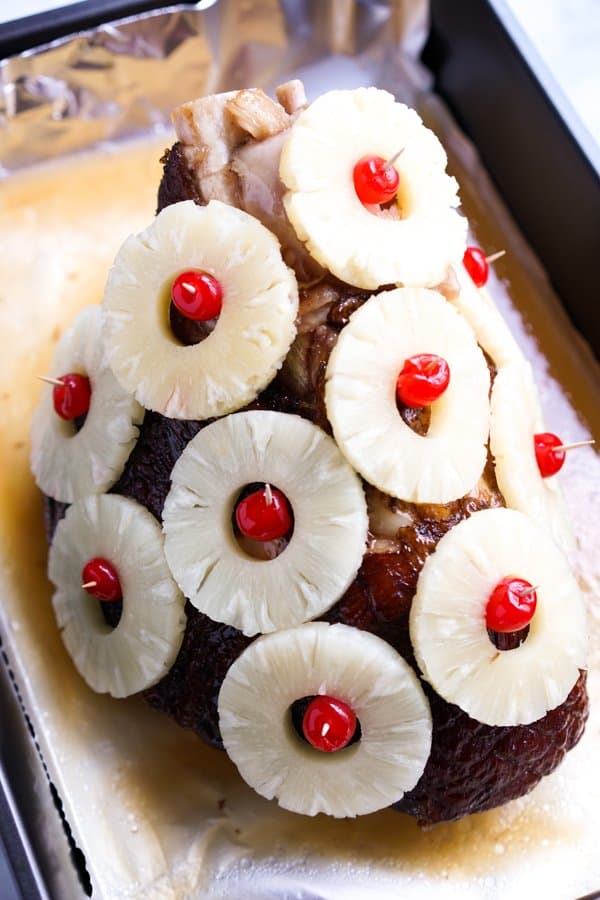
[44,87,587,825]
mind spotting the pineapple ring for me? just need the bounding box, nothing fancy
[410,507,587,727]
[490,361,576,552]
[102,200,299,420]
[448,263,523,367]
[325,287,490,504]
[49,494,186,698]
[162,411,368,636]
[218,622,432,817]
[31,306,144,504]
[280,87,467,290]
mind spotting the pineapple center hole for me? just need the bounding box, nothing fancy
[396,398,431,436]
[231,482,294,561]
[487,626,530,651]
[162,276,220,347]
[364,177,412,221]
[99,599,122,630]
[290,696,362,749]
[395,178,412,218]
[73,411,88,433]
[169,303,218,346]
[59,371,90,437]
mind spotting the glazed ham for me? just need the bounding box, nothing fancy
[44,84,588,825]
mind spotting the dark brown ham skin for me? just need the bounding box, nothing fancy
[157,144,203,213]
[397,672,587,824]
[43,142,588,825]
[144,604,252,748]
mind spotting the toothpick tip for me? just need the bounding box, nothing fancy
[555,439,595,452]
[515,584,539,597]
[485,250,506,264]
[383,147,404,170]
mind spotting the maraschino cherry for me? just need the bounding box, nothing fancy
[463,246,506,288]
[534,433,595,477]
[396,353,450,408]
[463,246,488,288]
[302,695,357,752]
[52,374,92,421]
[81,558,122,602]
[235,485,293,542]
[534,432,565,478]
[486,577,537,633]
[171,270,223,322]
[353,155,400,205]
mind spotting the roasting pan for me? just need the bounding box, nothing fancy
[0,1,598,897]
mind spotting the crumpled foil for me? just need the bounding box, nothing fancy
[0,0,429,175]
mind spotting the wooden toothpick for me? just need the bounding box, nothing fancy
[37,375,63,387]
[383,148,404,171]
[485,250,506,264]
[81,581,97,590]
[515,584,539,598]
[555,440,595,452]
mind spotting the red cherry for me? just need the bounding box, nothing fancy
[302,695,357,752]
[235,486,292,542]
[463,246,489,288]
[396,354,450,408]
[486,577,537,633]
[52,373,91,421]
[353,155,400,206]
[534,432,565,478]
[171,270,223,322]
[81,558,122,602]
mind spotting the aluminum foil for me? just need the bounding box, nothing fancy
[1,3,599,899]
[0,0,429,175]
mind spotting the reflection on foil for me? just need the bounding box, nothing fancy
[0,6,216,172]
[0,0,429,175]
